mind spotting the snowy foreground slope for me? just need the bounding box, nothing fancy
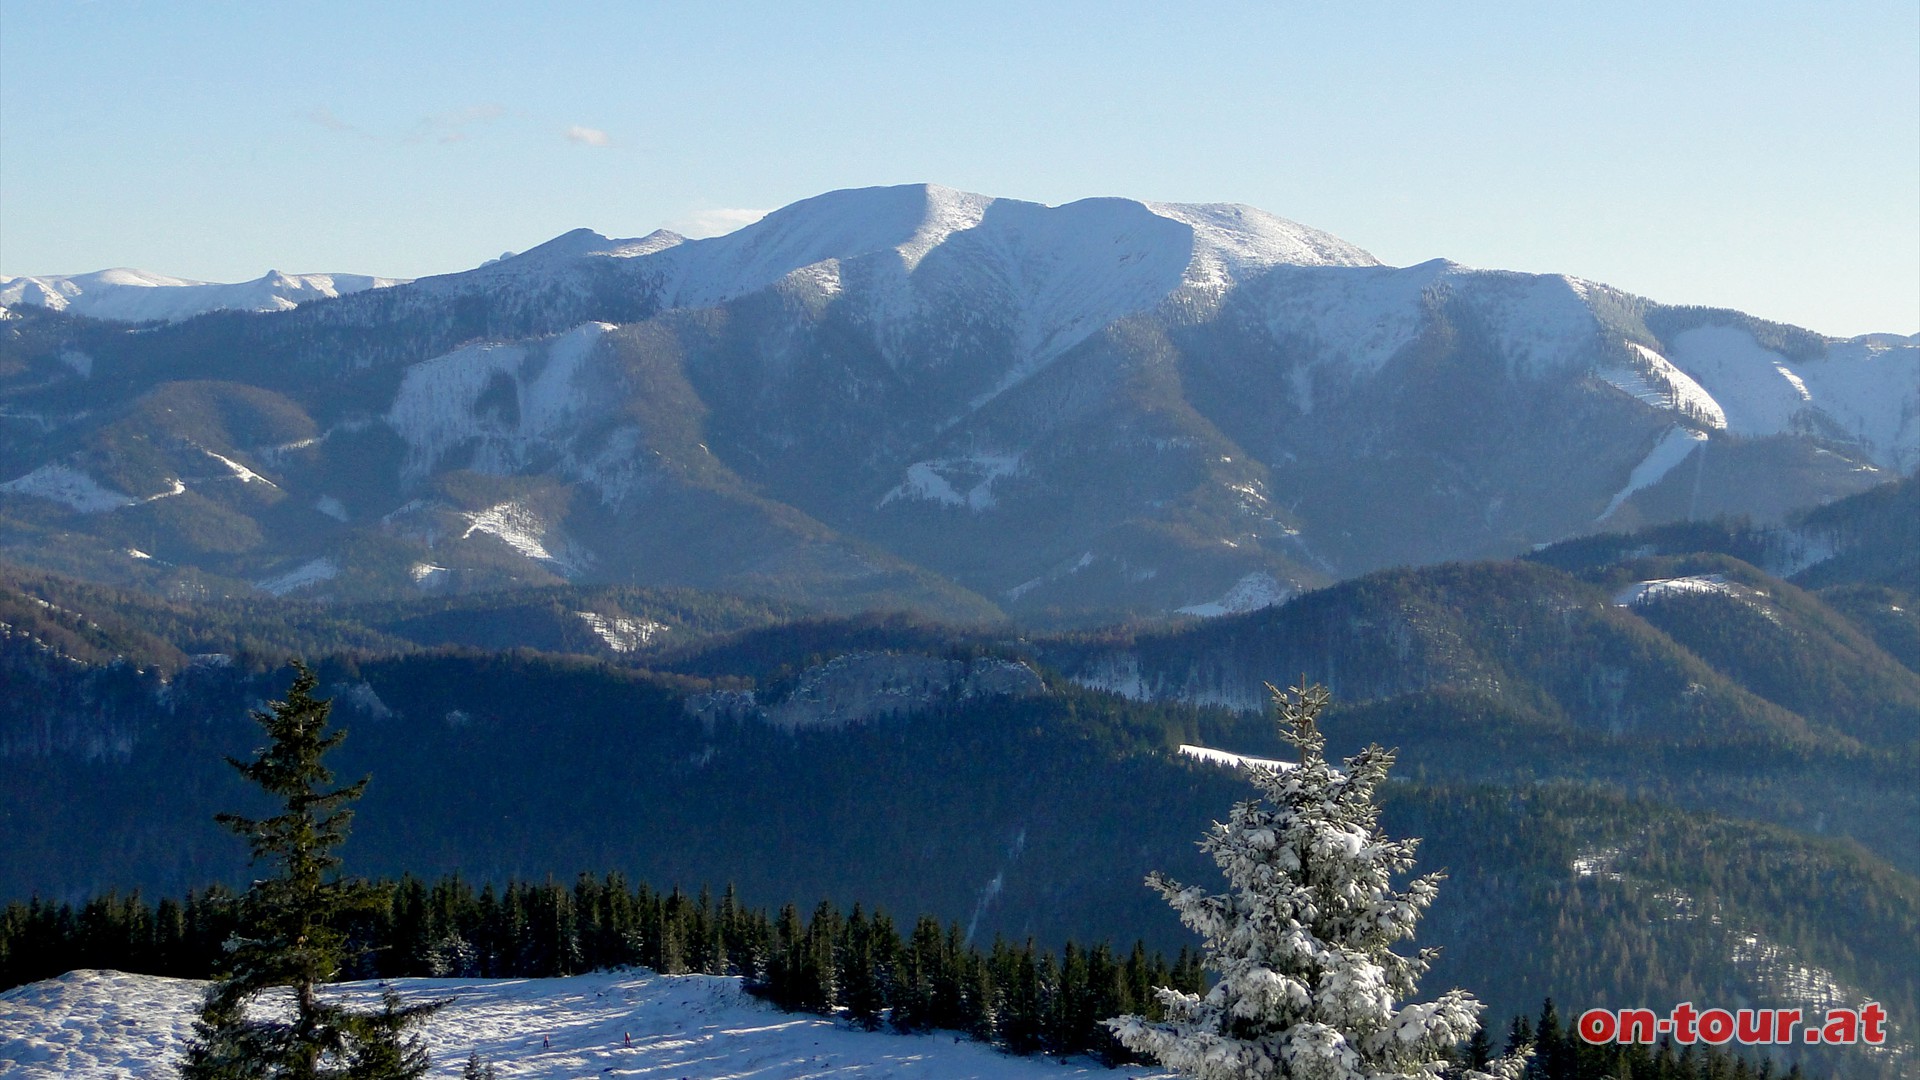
[0,969,1165,1079]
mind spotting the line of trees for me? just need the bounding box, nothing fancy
[0,874,1203,1064]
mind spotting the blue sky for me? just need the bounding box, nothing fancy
[2,1,1915,335]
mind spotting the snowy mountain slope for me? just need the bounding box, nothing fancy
[0,969,1152,1079]
[1,183,1913,619]
[1664,324,1920,472]
[0,268,404,323]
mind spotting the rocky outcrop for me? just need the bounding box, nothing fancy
[686,651,1046,730]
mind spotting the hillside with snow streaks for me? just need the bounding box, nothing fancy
[2,182,1914,617]
[0,969,1153,1079]
[0,268,403,322]
[1665,326,1920,471]
[387,322,618,484]
[640,184,1380,380]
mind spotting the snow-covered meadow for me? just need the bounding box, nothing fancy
[0,969,1168,1079]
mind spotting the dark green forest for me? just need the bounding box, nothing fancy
[2,485,1916,1076]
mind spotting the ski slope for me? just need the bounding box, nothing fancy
[0,969,1169,1079]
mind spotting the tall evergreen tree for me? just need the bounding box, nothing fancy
[1106,681,1529,1079]
[179,662,440,1080]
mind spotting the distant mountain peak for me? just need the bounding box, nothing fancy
[0,266,404,322]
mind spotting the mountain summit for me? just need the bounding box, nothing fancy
[1,184,1913,621]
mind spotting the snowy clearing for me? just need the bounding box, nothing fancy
[0,465,135,513]
[253,557,340,597]
[1178,744,1292,771]
[879,455,1023,511]
[1611,574,1739,606]
[201,448,277,488]
[0,969,1165,1079]
[1595,343,1727,429]
[1597,426,1708,520]
[1175,572,1291,617]
[461,501,584,574]
[576,610,668,652]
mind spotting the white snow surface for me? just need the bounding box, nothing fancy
[657,184,1374,312]
[1178,744,1293,772]
[1596,344,1728,429]
[0,269,403,323]
[1176,572,1292,617]
[0,464,134,513]
[1611,574,1739,606]
[1665,325,1920,470]
[576,611,668,652]
[1597,426,1709,520]
[388,323,616,484]
[460,500,586,575]
[0,969,1155,1079]
[253,557,339,596]
[879,454,1023,511]
[384,323,652,505]
[613,184,1380,401]
[1250,261,1609,380]
[202,449,277,488]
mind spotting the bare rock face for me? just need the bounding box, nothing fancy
[687,652,1046,730]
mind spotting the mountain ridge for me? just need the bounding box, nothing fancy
[2,184,1914,621]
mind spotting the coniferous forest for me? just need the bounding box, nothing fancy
[1,481,1915,1078]
[0,879,1833,1079]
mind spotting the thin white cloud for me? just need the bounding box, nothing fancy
[308,108,379,140]
[664,207,772,238]
[309,108,357,133]
[564,125,612,148]
[407,104,507,145]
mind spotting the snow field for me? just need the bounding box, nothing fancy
[1175,572,1292,618]
[253,557,340,597]
[1610,574,1739,606]
[0,269,402,323]
[0,969,1167,1079]
[0,464,136,513]
[1597,426,1709,521]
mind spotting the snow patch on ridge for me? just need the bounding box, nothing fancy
[1666,326,1814,438]
[461,501,585,575]
[254,558,338,596]
[1466,272,1606,375]
[1598,426,1709,520]
[1597,343,1728,429]
[1612,574,1738,606]
[0,465,135,513]
[878,454,1022,511]
[1177,572,1292,617]
[1145,201,1377,295]
[202,449,276,488]
[1005,551,1096,601]
[653,185,1382,409]
[575,611,667,652]
[1662,325,1920,470]
[0,269,403,323]
[1179,744,1294,771]
[387,322,618,486]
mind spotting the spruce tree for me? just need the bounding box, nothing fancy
[179,662,440,1080]
[1106,681,1529,1080]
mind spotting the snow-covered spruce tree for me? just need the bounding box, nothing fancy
[180,662,440,1080]
[1106,682,1528,1080]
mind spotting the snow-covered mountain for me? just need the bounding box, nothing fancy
[1,969,1141,1079]
[0,184,1913,621]
[0,267,404,323]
